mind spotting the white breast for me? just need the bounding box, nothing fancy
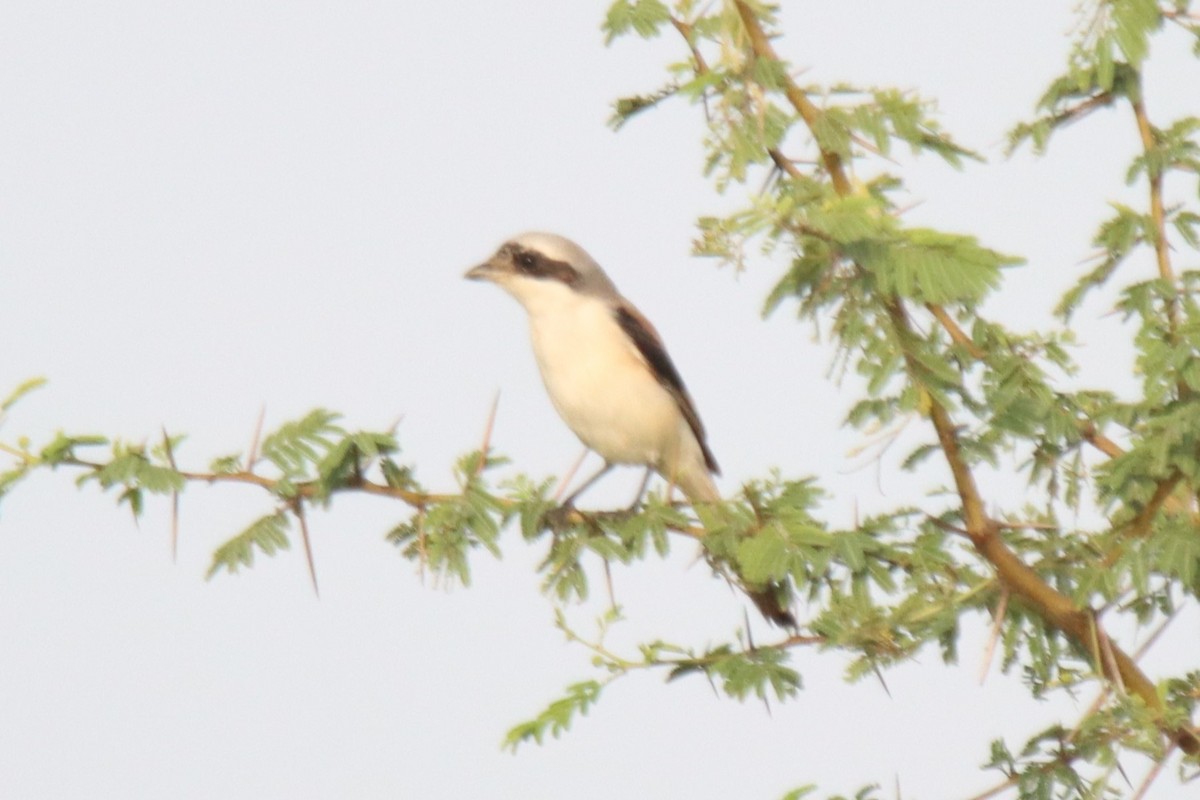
[520,282,682,467]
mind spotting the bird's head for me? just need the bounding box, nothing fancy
[465,232,619,311]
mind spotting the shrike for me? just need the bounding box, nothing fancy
[466,232,795,627]
[465,232,719,505]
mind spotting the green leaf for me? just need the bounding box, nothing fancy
[387,486,504,587]
[0,466,32,503]
[380,457,416,491]
[1,377,47,413]
[38,432,108,465]
[778,786,817,800]
[1111,0,1160,66]
[702,647,803,702]
[859,227,1015,305]
[313,429,400,499]
[503,681,603,750]
[602,0,671,44]
[736,524,792,584]
[78,448,184,495]
[1148,517,1200,592]
[209,454,243,474]
[1056,203,1148,317]
[207,511,291,578]
[259,409,344,479]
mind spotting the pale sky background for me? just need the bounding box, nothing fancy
[2,2,1197,798]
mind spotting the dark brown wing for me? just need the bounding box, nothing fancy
[614,304,720,475]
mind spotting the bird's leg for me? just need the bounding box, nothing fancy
[559,461,614,508]
[625,467,654,512]
[553,447,590,502]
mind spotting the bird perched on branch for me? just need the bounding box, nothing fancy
[466,232,719,504]
[465,232,794,627]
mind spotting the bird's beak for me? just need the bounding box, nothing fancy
[464,260,496,281]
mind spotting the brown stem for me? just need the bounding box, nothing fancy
[926,303,987,360]
[732,1,852,196]
[1129,88,1179,331]
[1129,78,1188,405]
[63,456,447,509]
[1128,472,1184,539]
[1078,420,1125,459]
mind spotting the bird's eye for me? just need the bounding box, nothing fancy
[516,252,537,271]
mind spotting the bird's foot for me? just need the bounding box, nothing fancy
[542,502,643,533]
[542,503,580,533]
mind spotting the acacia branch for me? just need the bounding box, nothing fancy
[729,0,1199,754]
[1041,91,1117,133]
[59,456,450,509]
[1129,80,1181,341]
[732,2,852,196]
[1078,420,1125,459]
[1128,471,1185,539]
[926,302,987,359]
[1128,74,1192,413]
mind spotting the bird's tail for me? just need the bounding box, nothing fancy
[745,583,798,628]
[675,463,720,504]
[673,462,798,628]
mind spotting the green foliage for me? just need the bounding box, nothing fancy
[601,0,1199,793]
[1007,60,1136,155]
[258,409,344,496]
[503,680,603,750]
[1057,203,1149,318]
[38,432,109,465]
[825,788,880,800]
[386,450,506,587]
[209,453,243,474]
[76,441,185,519]
[858,227,1017,305]
[314,429,401,500]
[1108,0,1162,68]
[982,691,1174,798]
[823,87,981,166]
[77,443,185,496]
[208,511,291,577]
[0,376,46,414]
[602,0,671,43]
[669,643,801,702]
[777,787,817,800]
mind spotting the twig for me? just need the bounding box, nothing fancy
[1132,609,1177,661]
[161,426,181,563]
[964,774,1016,800]
[926,303,986,360]
[1095,617,1126,696]
[670,16,713,122]
[1129,86,1182,345]
[732,2,851,195]
[602,558,617,612]
[245,406,266,471]
[1126,471,1183,538]
[978,589,1009,684]
[474,391,500,479]
[292,499,319,597]
[554,448,590,502]
[1131,740,1177,800]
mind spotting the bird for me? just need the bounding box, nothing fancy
[466,232,796,627]
[465,232,719,505]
